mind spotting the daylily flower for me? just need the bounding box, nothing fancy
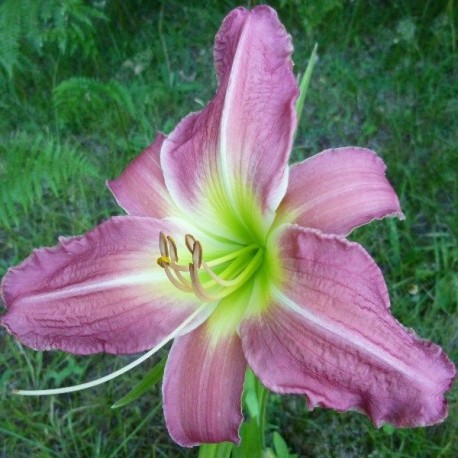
[1,5,455,448]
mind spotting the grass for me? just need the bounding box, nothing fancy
[0,0,456,456]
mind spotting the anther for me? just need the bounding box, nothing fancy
[167,236,179,262]
[185,234,196,253]
[159,232,169,257]
[157,232,261,303]
[192,241,203,268]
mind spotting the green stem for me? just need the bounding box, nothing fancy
[257,379,269,449]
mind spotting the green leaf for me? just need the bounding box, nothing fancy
[243,369,260,419]
[295,43,318,126]
[232,418,263,458]
[273,432,290,458]
[111,357,165,409]
[198,442,233,458]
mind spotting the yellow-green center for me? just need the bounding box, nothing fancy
[157,183,284,344]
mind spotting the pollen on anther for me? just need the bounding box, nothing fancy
[157,255,171,267]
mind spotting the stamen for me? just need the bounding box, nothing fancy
[163,264,193,292]
[189,263,220,302]
[167,236,179,262]
[200,254,247,287]
[202,249,264,288]
[159,232,169,257]
[201,260,240,286]
[206,244,257,267]
[185,234,195,253]
[157,234,193,289]
[157,233,263,303]
[165,236,192,285]
[192,241,203,268]
[168,259,189,273]
[168,263,193,287]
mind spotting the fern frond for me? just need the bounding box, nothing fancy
[0,133,99,229]
[53,77,136,130]
[0,0,107,79]
[0,0,23,78]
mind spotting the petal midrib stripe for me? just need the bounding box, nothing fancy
[273,287,436,390]
[15,272,165,303]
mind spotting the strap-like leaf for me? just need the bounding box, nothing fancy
[111,357,166,409]
[295,43,318,125]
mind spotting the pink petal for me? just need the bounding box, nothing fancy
[241,226,455,427]
[279,147,405,236]
[107,133,176,218]
[1,217,202,355]
[163,324,246,446]
[161,6,298,223]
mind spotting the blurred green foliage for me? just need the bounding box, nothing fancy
[0,0,106,78]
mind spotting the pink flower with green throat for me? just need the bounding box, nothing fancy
[1,5,455,448]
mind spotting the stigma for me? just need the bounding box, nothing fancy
[156,232,263,302]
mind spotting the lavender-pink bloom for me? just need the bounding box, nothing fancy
[1,6,455,447]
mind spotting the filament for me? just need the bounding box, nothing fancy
[206,244,257,267]
[157,232,263,303]
[189,263,221,302]
[167,236,179,261]
[163,264,193,292]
